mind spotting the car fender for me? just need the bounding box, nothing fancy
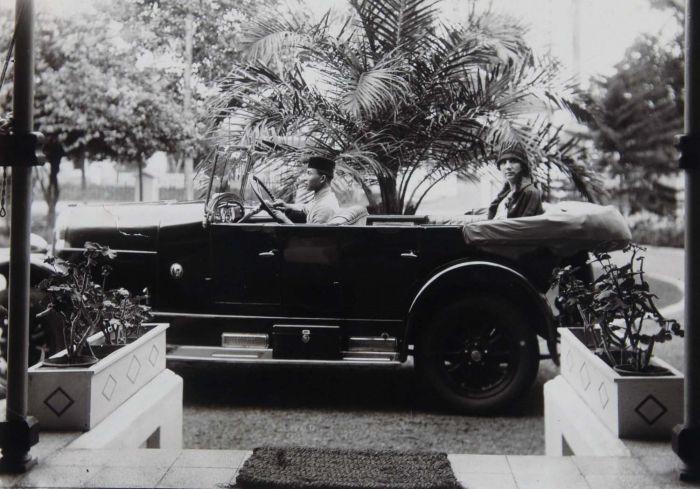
[404,260,557,362]
[0,253,59,290]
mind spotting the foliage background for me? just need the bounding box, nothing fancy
[0,0,688,245]
[203,0,604,214]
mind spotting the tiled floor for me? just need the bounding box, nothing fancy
[448,454,697,489]
[6,448,252,489]
[2,446,698,488]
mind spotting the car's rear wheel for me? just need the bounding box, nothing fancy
[0,289,64,399]
[415,295,540,414]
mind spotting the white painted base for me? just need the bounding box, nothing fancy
[559,328,683,439]
[545,375,630,456]
[69,369,183,450]
[29,323,169,431]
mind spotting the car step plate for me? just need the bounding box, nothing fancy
[166,345,401,365]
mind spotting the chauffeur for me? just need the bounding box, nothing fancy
[273,156,340,224]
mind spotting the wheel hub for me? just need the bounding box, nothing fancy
[469,350,483,362]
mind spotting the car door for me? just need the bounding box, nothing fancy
[209,222,282,316]
[276,225,343,318]
[335,225,423,320]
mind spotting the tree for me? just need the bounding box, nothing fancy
[0,7,187,232]
[587,1,683,215]
[203,0,602,214]
[115,0,283,198]
[115,0,282,198]
[118,0,281,84]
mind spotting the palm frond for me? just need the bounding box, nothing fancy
[239,8,317,65]
[204,0,601,214]
[350,0,440,55]
[339,51,410,118]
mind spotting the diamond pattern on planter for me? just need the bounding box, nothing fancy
[635,394,668,425]
[102,374,117,401]
[579,361,591,391]
[44,387,74,417]
[598,382,609,409]
[148,344,159,366]
[126,355,141,384]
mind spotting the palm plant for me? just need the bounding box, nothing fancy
[203,0,604,214]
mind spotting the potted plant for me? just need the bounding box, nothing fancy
[27,242,168,431]
[552,243,684,439]
[35,242,152,366]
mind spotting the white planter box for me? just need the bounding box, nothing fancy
[28,323,168,431]
[559,327,683,439]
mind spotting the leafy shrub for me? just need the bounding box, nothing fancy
[553,243,683,373]
[38,242,150,362]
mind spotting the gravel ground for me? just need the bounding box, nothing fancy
[178,357,559,454]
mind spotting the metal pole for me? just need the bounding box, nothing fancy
[0,0,38,473]
[183,13,194,201]
[673,0,700,481]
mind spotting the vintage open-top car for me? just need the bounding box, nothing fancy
[0,172,631,413]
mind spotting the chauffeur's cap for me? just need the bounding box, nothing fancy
[306,156,335,177]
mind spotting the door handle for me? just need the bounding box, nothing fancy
[400,250,418,258]
[258,249,278,257]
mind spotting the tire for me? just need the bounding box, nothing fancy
[0,289,64,371]
[415,295,540,414]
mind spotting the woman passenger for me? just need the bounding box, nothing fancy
[488,150,544,220]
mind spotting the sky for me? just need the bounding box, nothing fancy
[308,0,678,80]
[33,0,678,82]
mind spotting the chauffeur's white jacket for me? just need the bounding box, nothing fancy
[288,186,340,224]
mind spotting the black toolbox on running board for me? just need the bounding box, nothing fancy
[272,325,341,360]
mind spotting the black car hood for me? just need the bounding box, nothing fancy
[60,200,205,252]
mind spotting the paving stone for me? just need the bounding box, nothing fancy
[44,449,180,468]
[448,454,511,475]
[625,439,674,458]
[454,473,517,489]
[157,467,237,489]
[660,482,700,489]
[640,453,686,472]
[573,456,648,475]
[14,464,98,488]
[43,449,113,467]
[506,455,580,476]
[638,453,688,484]
[84,467,168,488]
[174,449,251,469]
[31,433,80,460]
[512,472,589,489]
[584,473,662,488]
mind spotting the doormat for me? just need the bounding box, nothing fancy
[234,446,462,489]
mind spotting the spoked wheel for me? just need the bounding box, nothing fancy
[415,295,540,414]
[0,289,63,399]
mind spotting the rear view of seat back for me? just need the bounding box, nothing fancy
[327,205,369,226]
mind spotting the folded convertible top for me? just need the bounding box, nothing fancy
[461,201,632,257]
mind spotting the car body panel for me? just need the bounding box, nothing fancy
[48,199,618,365]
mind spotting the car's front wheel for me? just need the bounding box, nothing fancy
[415,295,540,414]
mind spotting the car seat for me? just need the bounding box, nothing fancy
[327,205,369,226]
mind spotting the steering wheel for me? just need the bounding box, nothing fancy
[249,176,293,224]
[205,192,244,224]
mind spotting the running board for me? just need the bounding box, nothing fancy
[166,345,402,365]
